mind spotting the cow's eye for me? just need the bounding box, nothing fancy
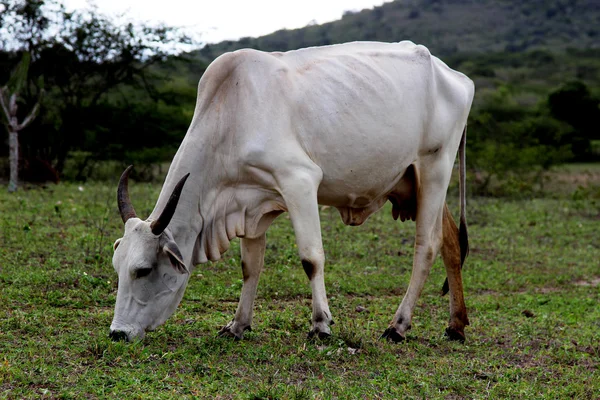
[135,268,152,279]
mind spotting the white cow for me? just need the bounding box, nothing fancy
[110,41,474,343]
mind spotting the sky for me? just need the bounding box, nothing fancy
[63,0,387,45]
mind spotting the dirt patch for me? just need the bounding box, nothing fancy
[535,287,563,294]
[553,171,600,187]
[573,277,600,287]
[474,289,501,296]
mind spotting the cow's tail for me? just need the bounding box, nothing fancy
[441,125,469,295]
[458,125,469,268]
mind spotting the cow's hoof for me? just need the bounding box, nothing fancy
[307,329,331,340]
[218,326,242,340]
[444,327,466,343]
[217,322,250,340]
[380,327,406,343]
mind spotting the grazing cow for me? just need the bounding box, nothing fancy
[109,41,473,343]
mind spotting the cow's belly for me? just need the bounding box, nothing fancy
[307,118,420,202]
[311,138,418,226]
[296,110,423,225]
[315,161,417,226]
[290,66,426,209]
[316,162,408,207]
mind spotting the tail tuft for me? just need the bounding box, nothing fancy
[459,219,469,267]
[441,278,449,296]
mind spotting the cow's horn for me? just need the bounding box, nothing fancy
[117,165,137,223]
[150,173,190,235]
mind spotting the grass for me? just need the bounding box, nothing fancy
[1,168,599,399]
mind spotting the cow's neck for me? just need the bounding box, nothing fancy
[148,139,213,269]
[149,117,284,267]
[148,138,243,267]
[151,174,284,268]
[148,169,202,269]
[190,186,284,264]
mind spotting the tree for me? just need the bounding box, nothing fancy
[548,81,600,161]
[0,53,41,191]
[0,0,195,176]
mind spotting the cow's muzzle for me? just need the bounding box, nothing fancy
[109,330,129,342]
[109,321,145,342]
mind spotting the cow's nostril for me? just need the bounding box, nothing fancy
[109,330,128,342]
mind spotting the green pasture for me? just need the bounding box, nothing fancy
[0,171,599,399]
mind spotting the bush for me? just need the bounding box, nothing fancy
[467,84,580,196]
[548,81,600,161]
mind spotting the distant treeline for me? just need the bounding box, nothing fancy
[0,0,200,182]
[197,0,599,60]
[1,0,599,195]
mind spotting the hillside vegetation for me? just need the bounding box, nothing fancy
[197,0,599,59]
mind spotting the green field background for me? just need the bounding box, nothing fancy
[1,170,598,399]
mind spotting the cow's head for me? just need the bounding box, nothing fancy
[109,166,190,342]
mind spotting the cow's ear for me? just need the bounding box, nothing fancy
[163,241,189,274]
[113,238,122,251]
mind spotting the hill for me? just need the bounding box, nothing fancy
[185,0,600,193]
[195,0,599,60]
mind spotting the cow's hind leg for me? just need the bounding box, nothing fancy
[441,204,469,341]
[277,168,333,339]
[218,234,266,340]
[382,161,449,342]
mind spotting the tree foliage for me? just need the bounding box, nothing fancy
[0,0,197,179]
[548,81,600,161]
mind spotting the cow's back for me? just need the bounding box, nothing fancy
[190,42,473,208]
[275,42,472,205]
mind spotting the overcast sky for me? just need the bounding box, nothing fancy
[63,0,387,44]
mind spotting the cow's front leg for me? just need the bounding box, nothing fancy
[278,169,333,339]
[218,234,266,340]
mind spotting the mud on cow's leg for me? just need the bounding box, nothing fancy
[218,234,266,340]
[440,203,469,342]
[277,168,334,339]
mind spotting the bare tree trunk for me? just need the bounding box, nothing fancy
[8,129,18,192]
[1,87,40,192]
[1,54,41,192]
